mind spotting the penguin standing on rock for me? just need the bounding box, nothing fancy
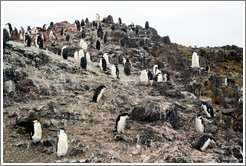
[118,17,122,25]
[82,30,86,38]
[96,40,100,50]
[114,113,129,133]
[103,53,110,65]
[124,60,131,76]
[74,51,79,59]
[75,20,81,31]
[201,102,214,118]
[49,31,57,40]
[81,19,85,27]
[3,29,10,41]
[61,46,69,60]
[104,34,108,44]
[192,134,216,151]
[79,49,85,59]
[3,36,6,49]
[24,33,32,47]
[43,24,48,31]
[140,70,149,83]
[96,13,100,22]
[163,73,169,82]
[30,120,42,143]
[60,27,64,35]
[36,34,43,48]
[100,57,107,71]
[111,64,119,79]
[147,70,154,85]
[206,66,210,73]
[80,56,87,70]
[86,52,91,63]
[5,23,13,38]
[195,114,205,133]
[155,73,163,82]
[66,34,70,41]
[57,128,68,157]
[153,65,159,76]
[92,85,106,103]
[145,21,149,29]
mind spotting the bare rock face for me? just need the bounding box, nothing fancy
[162,36,171,44]
[136,127,163,147]
[130,100,184,129]
[102,15,114,24]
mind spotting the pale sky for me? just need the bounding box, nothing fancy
[1,1,245,47]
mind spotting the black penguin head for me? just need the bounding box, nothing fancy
[33,119,40,125]
[59,128,66,132]
[200,101,206,106]
[100,85,106,89]
[119,113,130,119]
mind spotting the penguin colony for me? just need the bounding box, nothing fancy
[5,13,221,159]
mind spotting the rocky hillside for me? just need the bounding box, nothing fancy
[3,15,243,163]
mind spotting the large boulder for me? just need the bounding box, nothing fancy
[136,127,163,147]
[102,15,114,24]
[130,100,184,129]
[120,36,139,48]
[162,36,171,44]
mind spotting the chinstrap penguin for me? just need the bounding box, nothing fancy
[30,120,42,143]
[80,56,87,69]
[193,134,216,151]
[92,85,106,103]
[57,128,68,157]
[100,58,107,71]
[111,64,119,79]
[114,113,130,133]
[195,114,205,133]
[201,102,214,118]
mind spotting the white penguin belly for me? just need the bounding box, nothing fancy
[157,74,163,82]
[117,118,126,133]
[100,59,103,71]
[200,139,210,151]
[111,65,117,78]
[32,123,42,142]
[97,89,104,102]
[86,53,91,63]
[195,118,204,133]
[140,70,148,83]
[202,105,211,118]
[57,133,68,156]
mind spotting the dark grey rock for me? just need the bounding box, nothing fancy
[232,147,243,160]
[136,127,162,147]
[48,101,56,110]
[130,100,184,128]
[57,63,69,70]
[162,36,171,44]
[149,82,185,99]
[43,139,56,146]
[43,147,55,155]
[69,148,82,156]
[165,155,189,163]
[42,121,51,128]
[4,80,15,93]
[120,36,139,48]
[114,134,133,142]
[14,142,24,147]
[102,15,114,24]
[7,108,20,117]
